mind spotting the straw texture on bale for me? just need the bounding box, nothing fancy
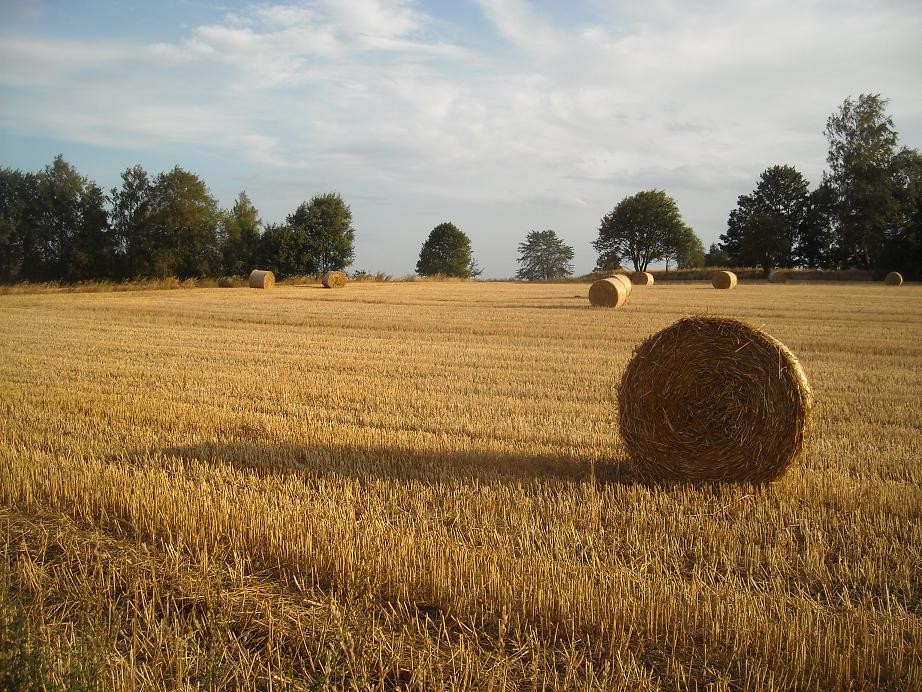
[248,269,275,289]
[611,274,633,296]
[768,270,788,284]
[618,316,813,483]
[884,271,904,286]
[631,271,655,286]
[589,278,629,308]
[712,270,737,289]
[322,270,347,288]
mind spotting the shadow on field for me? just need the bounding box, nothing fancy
[150,438,639,488]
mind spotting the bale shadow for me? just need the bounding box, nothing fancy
[132,437,640,490]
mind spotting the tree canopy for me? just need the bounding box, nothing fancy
[720,165,812,273]
[515,230,574,280]
[416,222,480,278]
[594,190,693,272]
[287,192,355,274]
[823,93,916,272]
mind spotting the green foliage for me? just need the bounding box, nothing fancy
[1,156,113,282]
[594,190,692,272]
[515,229,574,280]
[673,226,705,269]
[704,243,730,267]
[593,250,622,272]
[720,165,812,273]
[109,165,154,279]
[255,223,308,278]
[416,222,480,278]
[795,185,835,269]
[823,94,901,270]
[146,167,222,279]
[0,168,28,282]
[287,192,356,274]
[220,191,261,275]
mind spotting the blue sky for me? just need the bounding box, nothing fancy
[2,0,921,277]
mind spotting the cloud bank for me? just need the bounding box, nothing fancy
[1,0,921,276]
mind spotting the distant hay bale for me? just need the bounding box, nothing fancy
[631,271,654,286]
[768,270,788,284]
[884,272,904,286]
[589,278,630,308]
[248,270,275,289]
[322,270,347,288]
[618,316,813,483]
[712,270,737,289]
[217,277,235,288]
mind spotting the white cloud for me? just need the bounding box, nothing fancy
[1,0,921,276]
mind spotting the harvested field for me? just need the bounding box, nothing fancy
[1,281,920,689]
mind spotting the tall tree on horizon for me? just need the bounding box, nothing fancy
[515,229,574,280]
[287,192,356,274]
[823,94,901,270]
[720,165,811,273]
[416,222,480,277]
[594,190,691,272]
[220,191,261,275]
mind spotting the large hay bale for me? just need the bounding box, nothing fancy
[618,316,813,483]
[884,271,904,286]
[248,269,275,289]
[589,278,629,308]
[631,271,654,286]
[611,273,633,295]
[322,270,347,288]
[712,270,737,289]
[768,270,787,284]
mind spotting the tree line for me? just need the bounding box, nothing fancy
[1,94,919,284]
[0,161,356,283]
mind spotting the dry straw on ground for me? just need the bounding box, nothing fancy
[631,272,654,286]
[589,277,629,308]
[248,270,275,289]
[768,270,788,284]
[885,272,904,286]
[618,316,813,483]
[712,270,737,289]
[322,270,347,288]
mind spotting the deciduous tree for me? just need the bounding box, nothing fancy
[594,190,690,272]
[720,165,811,273]
[515,230,574,280]
[416,222,480,277]
[287,192,355,273]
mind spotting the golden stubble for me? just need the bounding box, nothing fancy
[1,281,920,690]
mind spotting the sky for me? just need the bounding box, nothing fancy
[1,0,921,277]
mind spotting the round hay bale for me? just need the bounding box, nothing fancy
[322,270,347,288]
[248,269,275,289]
[618,316,813,483]
[611,273,633,295]
[768,270,787,284]
[884,271,903,286]
[631,271,654,286]
[589,278,629,308]
[712,270,737,289]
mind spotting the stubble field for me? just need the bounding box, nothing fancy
[1,280,920,690]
